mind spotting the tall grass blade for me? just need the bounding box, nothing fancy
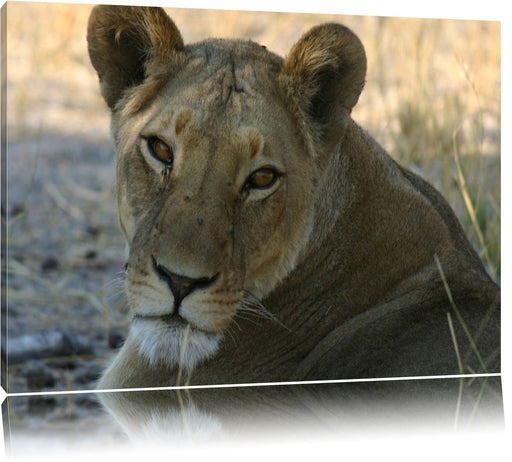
[434,255,488,374]
[452,132,496,280]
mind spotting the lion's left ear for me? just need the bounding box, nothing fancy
[280,23,366,146]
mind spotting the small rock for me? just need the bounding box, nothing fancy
[9,203,25,217]
[41,256,60,271]
[74,363,102,385]
[108,330,125,349]
[84,249,98,260]
[85,225,100,236]
[51,358,77,370]
[24,361,56,390]
[6,330,94,364]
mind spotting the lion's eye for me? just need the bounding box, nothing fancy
[147,137,173,165]
[246,168,280,190]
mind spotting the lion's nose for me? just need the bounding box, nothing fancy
[151,256,219,310]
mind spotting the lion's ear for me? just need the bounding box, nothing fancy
[87,5,184,109]
[280,23,366,144]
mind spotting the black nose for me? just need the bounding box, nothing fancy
[152,257,219,310]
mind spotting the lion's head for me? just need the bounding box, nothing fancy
[88,6,366,371]
[89,7,499,389]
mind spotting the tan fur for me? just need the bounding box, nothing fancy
[87,6,500,390]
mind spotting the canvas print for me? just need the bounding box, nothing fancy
[0,1,503,457]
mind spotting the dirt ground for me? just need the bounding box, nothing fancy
[2,2,501,452]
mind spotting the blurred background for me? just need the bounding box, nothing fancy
[2,0,501,443]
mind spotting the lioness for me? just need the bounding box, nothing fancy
[87,6,500,389]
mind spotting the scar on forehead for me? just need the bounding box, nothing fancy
[247,128,264,159]
[175,109,193,137]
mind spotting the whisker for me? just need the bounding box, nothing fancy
[106,270,127,284]
[239,291,292,332]
[224,324,240,346]
[229,317,242,331]
[234,313,264,326]
[105,283,127,299]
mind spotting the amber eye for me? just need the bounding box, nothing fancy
[147,137,173,166]
[246,168,280,190]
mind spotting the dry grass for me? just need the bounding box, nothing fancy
[7,2,500,280]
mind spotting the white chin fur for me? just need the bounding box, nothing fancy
[131,317,222,371]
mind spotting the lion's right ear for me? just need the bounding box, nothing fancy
[87,5,184,110]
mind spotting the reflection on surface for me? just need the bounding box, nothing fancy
[3,376,503,457]
[99,377,504,442]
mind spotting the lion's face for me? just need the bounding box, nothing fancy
[113,43,318,367]
[88,6,366,369]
